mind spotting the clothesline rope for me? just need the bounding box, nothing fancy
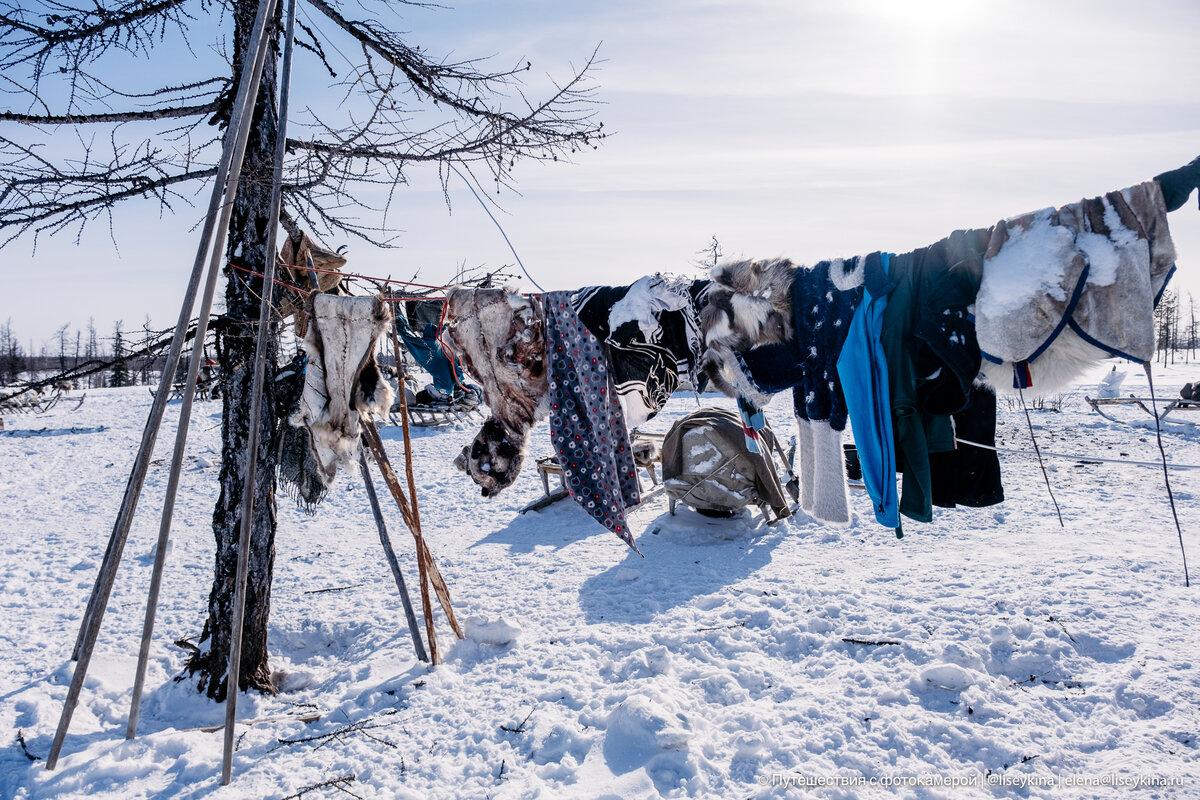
[227,262,447,305]
[955,437,1200,471]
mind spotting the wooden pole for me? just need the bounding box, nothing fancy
[361,422,438,663]
[361,423,463,654]
[46,0,281,771]
[221,0,297,783]
[358,451,429,662]
[384,328,465,642]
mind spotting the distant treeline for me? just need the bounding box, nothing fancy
[1154,290,1200,366]
[0,317,186,388]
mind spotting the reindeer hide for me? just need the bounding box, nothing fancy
[292,294,394,479]
[443,287,549,496]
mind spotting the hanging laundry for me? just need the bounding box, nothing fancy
[543,291,641,549]
[1154,155,1200,213]
[701,257,865,524]
[571,275,708,428]
[881,230,1002,522]
[443,288,548,497]
[274,351,329,512]
[292,294,394,480]
[395,299,468,403]
[976,180,1176,391]
[930,384,1005,509]
[837,253,900,531]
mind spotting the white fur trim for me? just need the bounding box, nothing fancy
[796,418,816,513]
[979,326,1109,396]
[828,256,866,291]
[808,422,850,525]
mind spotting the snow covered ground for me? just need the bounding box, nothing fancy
[1,361,1199,799]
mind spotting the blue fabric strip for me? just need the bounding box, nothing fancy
[836,252,898,529]
[1154,264,1177,308]
[1065,318,1146,364]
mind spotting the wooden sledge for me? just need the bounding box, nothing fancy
[1085,395,1200,424]
[520,433,665,514]
[0,388,70,416]
[388,395,484,428]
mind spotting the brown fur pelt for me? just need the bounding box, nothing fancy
[443,287,549,496]
[278,231,348,336]
[453,417,527,497]
[700,258,796,351]
[698,258,796,397]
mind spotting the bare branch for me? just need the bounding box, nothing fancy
[0,100,221,124]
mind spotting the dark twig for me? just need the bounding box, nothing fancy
[302,582,368,595]
[1143,363,1190,587]
[500,708,534,734]
[697,621,746,632]
[1018,384,1065,527]
[280,774,357,800]
[16,730,42,761]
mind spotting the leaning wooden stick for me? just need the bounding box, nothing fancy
[364,420,462,638]
[358,450,430,662]
[361,422,441,663]
[222,0,297,784]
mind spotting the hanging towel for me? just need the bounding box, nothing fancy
[544,291,642,550]
[837,252,900,531]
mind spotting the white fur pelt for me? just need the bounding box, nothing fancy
[979,326,1109,395]
[443,287,549,496]
[977,180,1175,394]
[293,294,394,479]
[796,417,851,526]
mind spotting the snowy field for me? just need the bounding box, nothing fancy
[2,361,1199,799]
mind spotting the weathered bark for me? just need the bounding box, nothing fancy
[185,0,281,701]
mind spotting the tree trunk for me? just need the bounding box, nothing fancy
[186,0,281,701]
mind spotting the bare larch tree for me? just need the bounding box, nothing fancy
[1,0,603,698]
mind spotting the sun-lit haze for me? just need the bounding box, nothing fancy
[4,0,1200,344]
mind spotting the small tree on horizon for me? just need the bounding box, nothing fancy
[694,235,725,274]
[108,321,131,387]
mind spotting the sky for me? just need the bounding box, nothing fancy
[4,0,1200,346]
